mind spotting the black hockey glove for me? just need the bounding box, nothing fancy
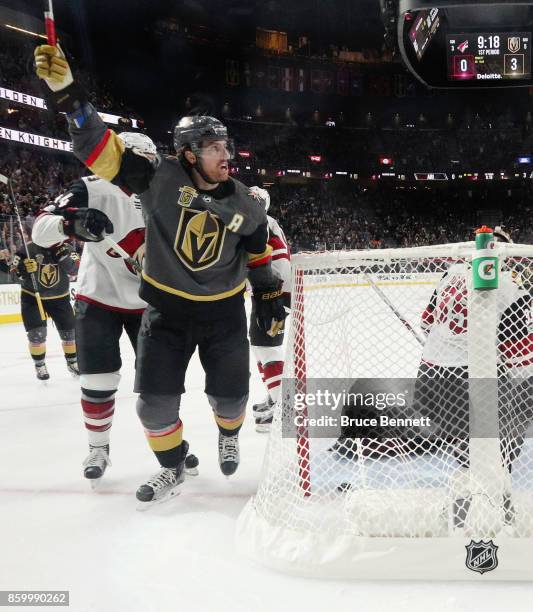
[62,208,114,242]
[252,277,288,337]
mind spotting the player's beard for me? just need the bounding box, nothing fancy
[199,159,229,184]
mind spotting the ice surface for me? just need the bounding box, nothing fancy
[1,319,532,611]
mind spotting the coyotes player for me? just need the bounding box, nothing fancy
[32,132,152,485]
[248,187,291,432]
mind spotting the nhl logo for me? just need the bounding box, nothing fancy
[465,540,499,574]
[508,37,521,53]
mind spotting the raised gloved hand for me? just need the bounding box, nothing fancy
[62,208,114,242]
[34,44,73,92]
[252,278,288,337]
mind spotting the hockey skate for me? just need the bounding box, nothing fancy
[66,358,79,377]
[35,363,50,381]
[253,396,274,433]
[218,432,240,476]
[83,444,111,489]
[136,441,189,510]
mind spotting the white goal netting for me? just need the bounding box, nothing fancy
[237,242,533,580]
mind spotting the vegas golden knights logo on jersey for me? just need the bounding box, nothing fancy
[174,209,226,271]
[39,263,59,288]
[177,185,198,208]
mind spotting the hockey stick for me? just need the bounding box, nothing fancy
[363,272,425,346]
[102,236,142,274]
[0,173,46,321]
[44,0,57,46]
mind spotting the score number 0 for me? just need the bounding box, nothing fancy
[453,55,475,79]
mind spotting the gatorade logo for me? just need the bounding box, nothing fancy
[478,261,496,281]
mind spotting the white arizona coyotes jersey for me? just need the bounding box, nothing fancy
[33,176,146,312]
[267,215,291,297]
[421,263,533,372]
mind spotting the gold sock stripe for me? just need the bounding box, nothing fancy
[62,343,77,355]
[214,412,245,431]
[146,424,183,452]
[29,344,46,356]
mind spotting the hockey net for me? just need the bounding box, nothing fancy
[237,242,533,580]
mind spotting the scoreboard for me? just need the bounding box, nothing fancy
[447,33,531,81]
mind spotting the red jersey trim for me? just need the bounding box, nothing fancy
[84,130,111,167]
[76,294,145,314]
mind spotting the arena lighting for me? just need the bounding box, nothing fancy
[287,169,301,174]
[238,151,251,158]
[309,155,322,162]
[380,156,393,165]
[518,156,532,164]
[3,24,47,39]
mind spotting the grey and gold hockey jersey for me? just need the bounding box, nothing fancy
[139,157,267,306]
[14,242,79,300]
[68,105,271,317]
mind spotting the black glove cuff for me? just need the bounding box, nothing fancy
[44,81,89,114]
[248,264,279,292]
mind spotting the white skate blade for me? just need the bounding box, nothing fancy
[185,466,199,477]
[255,424,271,434]
[136,482,183,512]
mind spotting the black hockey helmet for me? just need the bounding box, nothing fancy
[173,115,233,158]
